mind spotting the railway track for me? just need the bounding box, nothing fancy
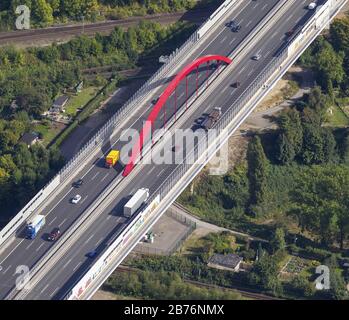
[0,9,211,47]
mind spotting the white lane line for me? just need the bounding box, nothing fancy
[178,92,185,99]
[45,187,74,216]
[84,234,95,244]
[106,215,112,220]
[62,258,73,270]
[157,168,166,177]
[238,18,244,25]
[222,86,229,93]
[0,240,23,265]
[96,237,104,246]
[237,65,247,75]
[50,287,60,298]
[48,216,57,226]
[229,37,236,45]
[73,261,82,272]
[220,35,228,44]
[35,243,45,252]
[2,265,12,274]
[248,68,254,77]
[265,50,271,57]
[25,241,35,250]
[91,172,100,180]
[58,218,67,228]
[253,2,259,9]
[41,283,50,293]
[101,173,109,182]
[81,195,89,204]
[147,167,156,176]
[262,3,268,11]
[246,20,252,27]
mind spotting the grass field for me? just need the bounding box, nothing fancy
[325,104,349,127]
[34,122,66,146]
[65,87,100,117]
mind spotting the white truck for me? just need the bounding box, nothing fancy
[26,215,46,239]
[124,188,150,218]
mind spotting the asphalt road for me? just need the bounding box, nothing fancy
[20,0,318,300]
[0,0,281,299]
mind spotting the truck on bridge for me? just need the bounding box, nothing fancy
[26,215,46,239]
[105,150,120,168]
[201,107,222,130]
[124,188,150,218]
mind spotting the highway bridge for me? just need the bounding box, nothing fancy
[0,0,346,300]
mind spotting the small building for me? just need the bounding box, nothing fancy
[50,95,69,114]
[208,253,243,272]
[19,132,39,148]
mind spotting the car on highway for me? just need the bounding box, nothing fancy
[86,250,97,258]
[286,29,294,37]
[152,97,159,105]
[71,194,82,204]
[73,179,83,188]
[227,20,241,32]
[308,2,317,10]
[231,81,241,88]
[47,228,61,241]
[172,145,181,152]
[252,53,262,61]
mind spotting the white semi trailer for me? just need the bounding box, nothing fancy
[124,188,150,218]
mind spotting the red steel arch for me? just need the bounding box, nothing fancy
[123,55,232,177]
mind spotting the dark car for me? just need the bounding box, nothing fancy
[86,250,97,258]
[151,97,159,105]
[231,24,241,32]
[73,179,83,188]
[231,81,241,88]
[48,228,61,241]
[286,29,294,37]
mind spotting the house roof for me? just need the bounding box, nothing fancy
[208,253,242,269]
[53,95,69,107]
[19,132,39,145]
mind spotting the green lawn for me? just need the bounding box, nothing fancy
[65,86,100,117]
[34,122,65,146]
[325,104,349,127]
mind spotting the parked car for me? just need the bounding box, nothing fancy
[231,81,241,88]
[48,228,61,241]
[73,179,83,188]
[71,194,82,204]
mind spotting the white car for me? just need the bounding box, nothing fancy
[308,2,317,10]
[71,194,82,204]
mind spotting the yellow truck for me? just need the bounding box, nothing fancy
[105,150,120,168]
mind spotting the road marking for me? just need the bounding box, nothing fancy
[178,92,185,99]
[0,240,24,265]
[222,86,229,93]
[96,237,104,246]
[106,215,112,220]
[246,20,252,27]
[237,65,247,75]
[265,50,271,57]
[262,3,268,11]
[2,265,12,274]
[25,241,35,250]
[35,243,45,252]
[48,216,57,226]
[58,218,67,227]
[73,261,82,272]
[157,168,166,177]
[101,173,109,182]
[220,35,227,44]
[253,2,259,9]
[84,234,95,244]
[50,287,60,298]
[248,69,254,77]
[81,195,89,204]
[91,172,100,180]
[238,18,244,25]
[62,258,73,270]
[229,37,236,45]
[41,283,50,293]
[147,167,156,176]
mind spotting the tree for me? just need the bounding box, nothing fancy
[270,228,286,253]
[33,0,54,26]
[247,136,269,208]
